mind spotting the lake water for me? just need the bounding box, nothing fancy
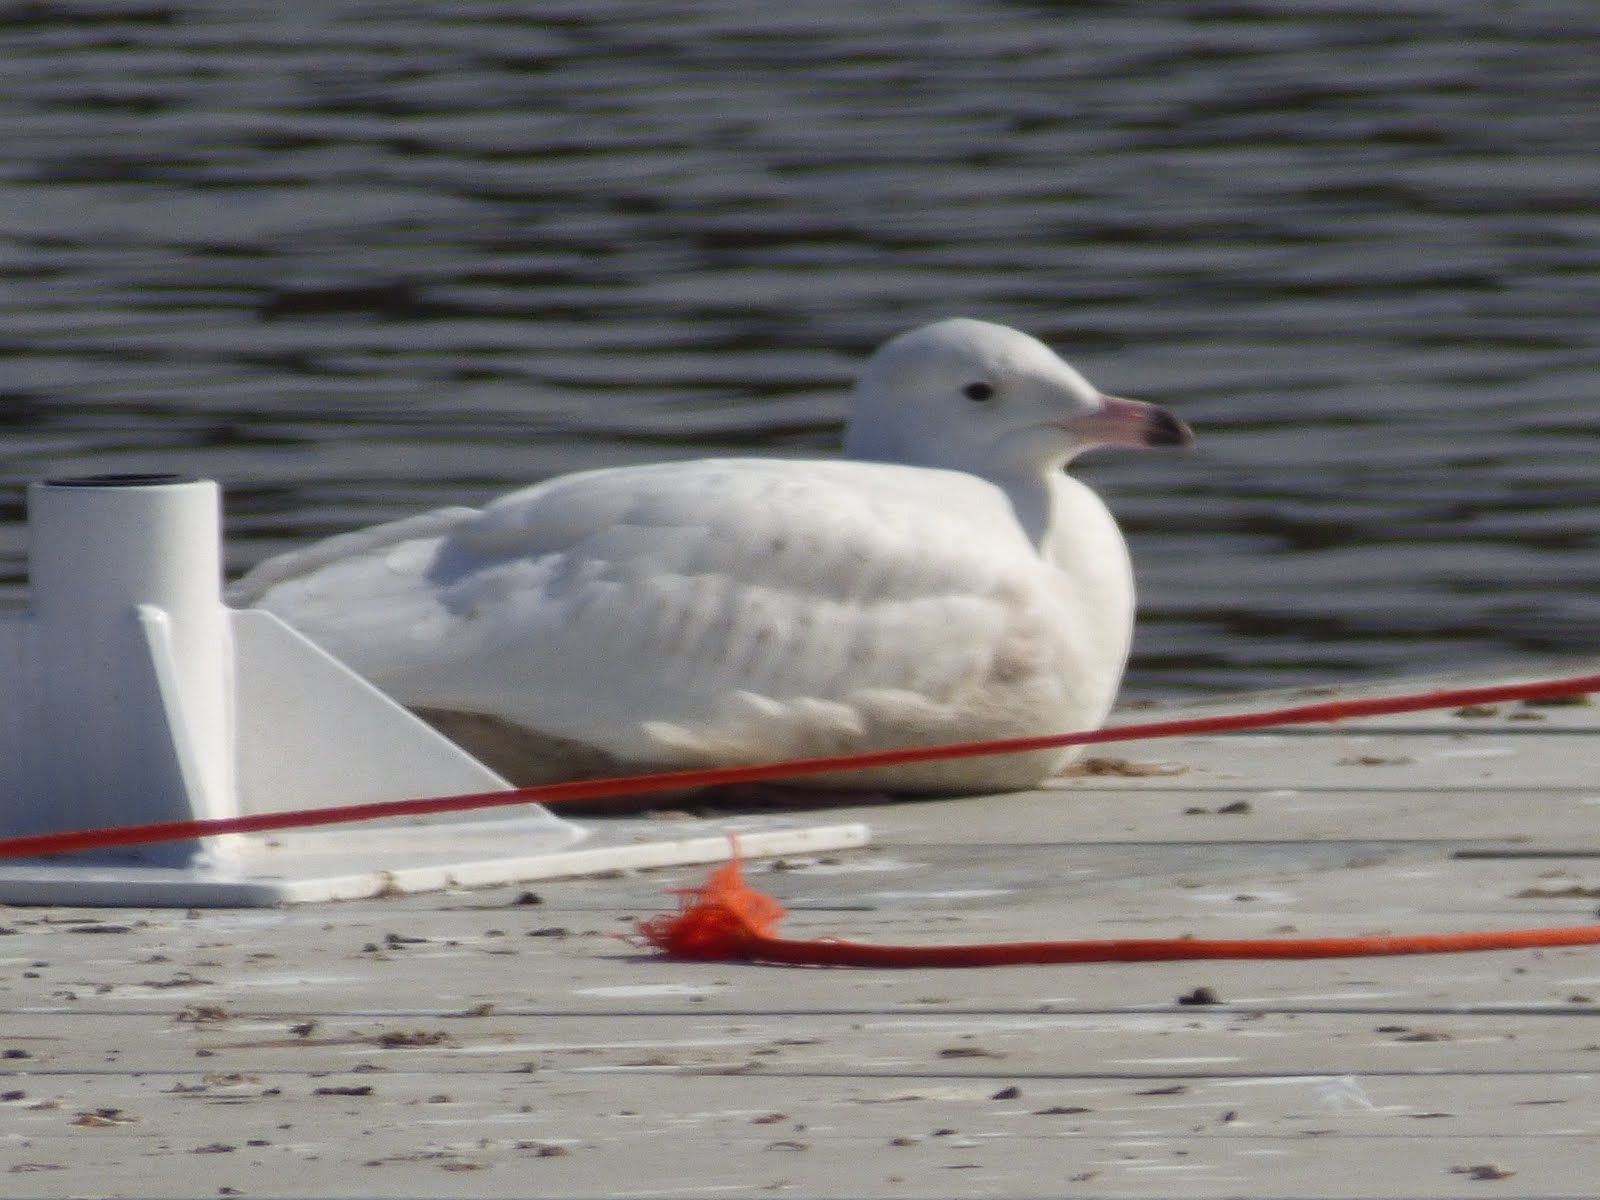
[3,0,1598,699]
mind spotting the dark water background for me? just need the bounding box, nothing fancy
[3,0,1598,698]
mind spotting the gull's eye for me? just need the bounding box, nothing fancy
[962,381,995,402]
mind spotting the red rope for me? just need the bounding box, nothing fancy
[0,670,1594,861]
[635,856,1600,967]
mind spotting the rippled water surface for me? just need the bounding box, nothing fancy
[3,0,1598,697]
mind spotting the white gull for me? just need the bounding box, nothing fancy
[230,318,1192,793]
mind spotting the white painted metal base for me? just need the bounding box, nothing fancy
[0,475,870,906]
[0,817,870,907]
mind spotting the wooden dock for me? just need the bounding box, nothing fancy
[4,667,1600,1198]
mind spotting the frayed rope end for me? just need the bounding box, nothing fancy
[636,852,787,960]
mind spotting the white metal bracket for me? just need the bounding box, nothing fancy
[0,475,867,905]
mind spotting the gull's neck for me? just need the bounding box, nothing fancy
[993,473,1055,553]
[843,427,1059,553]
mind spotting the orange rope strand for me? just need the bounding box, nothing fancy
[637,855,1600,968]
[1,663,1592,966]
[0,669,1594,860]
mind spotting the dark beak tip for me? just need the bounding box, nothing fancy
[1146,408,1195,448]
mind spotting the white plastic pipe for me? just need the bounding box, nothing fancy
[23,474,233,861]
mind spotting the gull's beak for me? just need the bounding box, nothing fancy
[1069,394,1194,450]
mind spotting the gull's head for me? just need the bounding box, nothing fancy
[844,318,1192,478]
